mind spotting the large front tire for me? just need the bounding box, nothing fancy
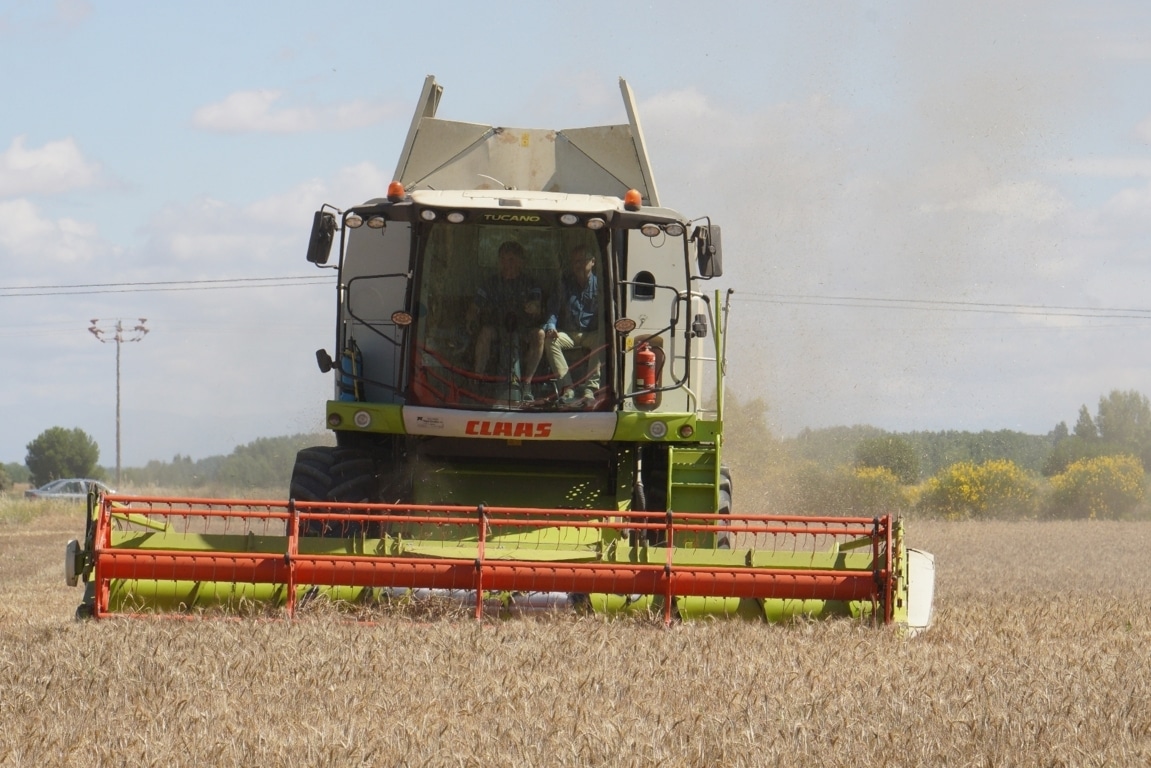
[289,446,376,536]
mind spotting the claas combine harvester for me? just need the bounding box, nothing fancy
[66,77,935,630]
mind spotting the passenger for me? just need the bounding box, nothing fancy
[545,245,602,405]
[469,241,546,400]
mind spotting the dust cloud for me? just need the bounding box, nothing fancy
[641,3,1113,436]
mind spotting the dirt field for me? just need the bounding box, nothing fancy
[2,501,1149,767]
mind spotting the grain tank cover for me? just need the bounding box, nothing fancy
[393,76,660,206]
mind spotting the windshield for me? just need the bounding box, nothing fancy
[409,222,612,412]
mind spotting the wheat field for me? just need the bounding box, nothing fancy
[1,501,1149,767]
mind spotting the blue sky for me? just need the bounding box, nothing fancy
[2,1,1151,467]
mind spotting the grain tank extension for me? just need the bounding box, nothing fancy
[67,77,935,630]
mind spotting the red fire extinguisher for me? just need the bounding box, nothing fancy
[636,342,657,407]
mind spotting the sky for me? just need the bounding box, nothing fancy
[2,1,1151,468]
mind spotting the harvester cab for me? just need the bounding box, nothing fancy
[297,76,731,519]
[68,77,935,631]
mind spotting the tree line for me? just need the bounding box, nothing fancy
[7,389,1151,520]
[3,431,333,493]
[725,389,1151,520]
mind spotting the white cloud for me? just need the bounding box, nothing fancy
[641,87,715,123]
[1137,116,1151,144]
[0,198,107,264]
[192,90,401,134]
[140,162,393,269]
[919,180,1069,221]
[54,0,92,25]
[0,136,101,196]
[247,162,392,220]
[1050,154,1151,178]
[1093,179,1151,231]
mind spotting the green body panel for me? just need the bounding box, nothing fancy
[610,413,713,442]
[667,445,718,513]
[327,402,407,434]
[590,594,862,622]
[324,401,721,446]
[106,581,874,622]
[408,463,615,510]
[107,581,372,613]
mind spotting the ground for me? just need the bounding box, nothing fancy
[1,501,1148,766]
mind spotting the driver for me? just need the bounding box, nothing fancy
[468,241,546,400]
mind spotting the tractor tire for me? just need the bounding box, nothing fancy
[289,446,378,536]
[717,487,733,549]
[640,445,669,545]
[717,464,733,549]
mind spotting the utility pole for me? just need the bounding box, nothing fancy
[89,318,149,486]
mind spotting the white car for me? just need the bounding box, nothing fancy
[24,478,113,501]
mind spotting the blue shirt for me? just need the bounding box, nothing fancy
[546,272,599,333]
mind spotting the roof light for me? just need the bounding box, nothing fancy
[559,213,579,226]
[387,181,406,202]
[624,189,642,211]
[420,209,438,221]
[647,421,668,439]
[345,213,364,229]
[586,217,606,230]
[367,216,386,229]
[664,222,685,237]
[446,211,466,224]
[640,223,661,238]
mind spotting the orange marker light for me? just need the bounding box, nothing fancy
[623,188,642,211]
[387,181,406,202]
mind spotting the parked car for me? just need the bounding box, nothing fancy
[24,478,112,501]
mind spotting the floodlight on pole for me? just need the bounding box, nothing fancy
[89,318,149,486]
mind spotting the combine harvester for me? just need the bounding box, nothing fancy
[67,77,935,631]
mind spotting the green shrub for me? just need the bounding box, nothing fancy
[847,466,907,515]
[854,436,920,484]
[770,461,907,516]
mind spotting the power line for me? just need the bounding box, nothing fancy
[0,275,334,298]
[737,291,1151,321]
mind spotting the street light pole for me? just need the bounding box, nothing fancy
[89,318,148,486]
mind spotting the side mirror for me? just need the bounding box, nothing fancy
[315,349,334,373]
[306,211,337,265]
[694,224,723,278]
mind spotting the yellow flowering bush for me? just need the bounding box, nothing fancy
[1045,454,1146,520]
[916,459,1038,520]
